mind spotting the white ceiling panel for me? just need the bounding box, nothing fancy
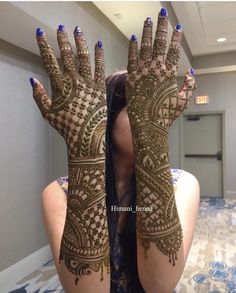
[198,2,236,23]
[197,1,232,8]
[172,1,236,56]
[203,18,236,35]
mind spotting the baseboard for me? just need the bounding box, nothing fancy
[225,190,236,199]
[0,244,52,293]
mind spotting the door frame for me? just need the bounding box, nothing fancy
[179,111,226,198]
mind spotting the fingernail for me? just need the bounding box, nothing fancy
[36,28,44,37]
[160,8,167,17]
[189,68,195,76]
[29,77,35,89]
[58,24,65,32]
[131,34,137,42]
[74,26,82,36]
[97,40,102,49]
[145,17,152,26]
[175,24,183,31]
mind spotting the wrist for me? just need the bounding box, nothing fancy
[67,155,105,192]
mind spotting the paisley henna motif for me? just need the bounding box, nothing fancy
[33,27,109,283]
[126,12,196,265]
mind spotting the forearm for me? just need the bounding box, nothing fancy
[133,128,184,292]
[59,156,110,290]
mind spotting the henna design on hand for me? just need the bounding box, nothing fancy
[126,12,196,265]
[32,26,109,284]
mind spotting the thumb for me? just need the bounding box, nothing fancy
[30,77,52,118]
[178,68,197,110]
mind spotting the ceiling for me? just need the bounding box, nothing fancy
[93,1,236,74]
[94,1,236,56]
[93,1,191,75]
[0,2,236,76]
[172,1,236,56]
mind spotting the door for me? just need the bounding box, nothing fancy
[182,113,223,197]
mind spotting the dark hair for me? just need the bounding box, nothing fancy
[105,70,128,242]
[105,71,144,291]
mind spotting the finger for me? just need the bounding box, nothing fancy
[152,8,168,63]
[94,41,105,89]
[74,26,92,80]
[36,28,63,88]
[30,77,51,118]
[57,24,77,74]
[165,24,183,76]
[127,34,138,74]
[172,68,196,122]
[140,17,153,62]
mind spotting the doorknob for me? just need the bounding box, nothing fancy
[216,151,222,160]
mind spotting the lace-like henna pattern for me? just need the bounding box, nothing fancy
[140,18,153,62]
[57,29,77,74]
[153,14,168,61]
[126,12,196,265]
[33,28,109,284]
[74,29,92,80]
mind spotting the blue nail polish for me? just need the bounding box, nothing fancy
[131,34,137,42]
[160,8,167,17]
[145,17,152,25]
[175,24,183,31]
[75,26,82,36]
[97,40,102,49]
[36,28,44,37]
[58,24,65,32]
[190,68,195,76]
[29,77,34,88]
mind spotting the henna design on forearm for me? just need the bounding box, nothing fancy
[126,12,196,265]
[127,77,183,265]
[33,27,110,284]
[61,154,110,284]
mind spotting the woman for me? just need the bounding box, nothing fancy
[31,8,199,293]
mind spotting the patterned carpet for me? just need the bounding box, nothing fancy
[8,198,236,293]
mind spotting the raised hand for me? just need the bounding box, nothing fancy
[30,25,109,284]
[32,26,106,158]
[126,11,196,265]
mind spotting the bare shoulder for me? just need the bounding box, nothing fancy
[42,180,67,210]
[174,170,200,205]
[176,170,199,190]
[42,180,65,197]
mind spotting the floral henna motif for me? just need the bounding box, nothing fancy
[33,27,110,283]
[126,12,196,265]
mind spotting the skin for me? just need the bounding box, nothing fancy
[41,106,200,293]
